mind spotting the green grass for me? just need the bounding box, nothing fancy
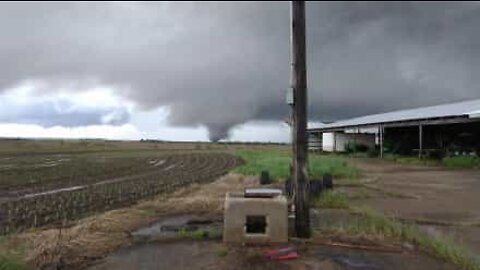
[232,150,359,180]
[383,154,480,169]
[347,189,372,200]
[383,154,440,166]
[346,152,371,158]
[313,190,350,209]
[443,156,480,169]
[396,156,439,166]
[320,207,480,270]
[176,228,222,240]
[0,237,26,270]
[215,247,229,257]
[309,154,359,179]
[0,255,25,270]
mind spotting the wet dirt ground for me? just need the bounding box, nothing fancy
[345,158,480,254]
[88,239,456,270]
[87,214,457,270]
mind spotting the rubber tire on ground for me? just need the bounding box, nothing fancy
[309,180,323,197]
[260,170,271,185]
[284,177,293,198]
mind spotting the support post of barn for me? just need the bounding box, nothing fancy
[419,123,423,159]
[290,0,310,238]
[333,132,337,153]
[379,124,384,159]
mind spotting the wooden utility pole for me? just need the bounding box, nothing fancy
[290,0,310,238]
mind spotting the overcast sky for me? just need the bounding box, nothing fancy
[1,1,480,142]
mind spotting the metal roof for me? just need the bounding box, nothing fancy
[309,99,480,131]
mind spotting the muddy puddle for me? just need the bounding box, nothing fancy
[131,214,223,243]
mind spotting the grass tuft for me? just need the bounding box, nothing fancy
[176,228,222,240]
[443,156,480,169]
[0,237,26,270]
[0,255,25,270]
[313,190,350,209]
[347,189,372,200]
[215,246,229,257]
[383,154,440,166]
[383,154,480,169]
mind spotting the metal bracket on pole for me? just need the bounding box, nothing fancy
[286,87,294,106]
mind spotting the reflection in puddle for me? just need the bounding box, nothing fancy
[132,215,221,242]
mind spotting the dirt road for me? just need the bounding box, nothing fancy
[346,158,480,254]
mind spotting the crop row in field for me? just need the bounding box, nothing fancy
[0,153,173,193]
[0,153,243,234]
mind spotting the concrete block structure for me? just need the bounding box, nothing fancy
[223,191,288,244]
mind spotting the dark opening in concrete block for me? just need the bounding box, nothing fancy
[224,192,287,243]
[246,215,266,234]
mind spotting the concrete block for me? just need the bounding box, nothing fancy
[223,191,288,244]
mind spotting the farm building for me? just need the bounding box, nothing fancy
[308,99,480,158]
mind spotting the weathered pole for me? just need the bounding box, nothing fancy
[290,0,310,238]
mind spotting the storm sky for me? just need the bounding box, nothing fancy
[1,2,480,141]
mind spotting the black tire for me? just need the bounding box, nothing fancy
[284,177,293,198]
[260,170,271,185]
[309,180,323,197]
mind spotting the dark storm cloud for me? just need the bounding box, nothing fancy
[1,2,480,140]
